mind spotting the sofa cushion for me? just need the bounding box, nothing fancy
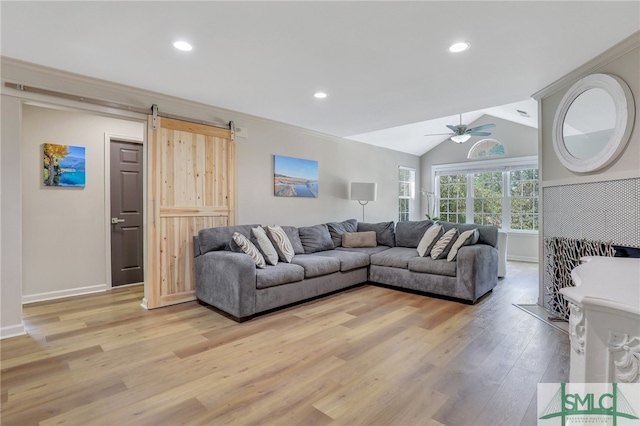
[298,224,334,253]
[326,219,358,248]
[281,226,305,254]
[337,246,392,255]
[439,221,498,248]
[231,232,266,268]
[342,231,377,248]
[408,257,457,277]
[198,224,261,254]
[267,225,295,263]
[357,221,395,247]
[417,224,443,257]
[255,263,305,289]
[370,247,420,269]
[314,250,370,272]
[291,254,341,278]
[447,228,480,261]
[395,220,435,248]
[430,228,459,260]
[252,227,279,265]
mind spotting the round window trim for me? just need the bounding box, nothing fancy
[552,73,635,173]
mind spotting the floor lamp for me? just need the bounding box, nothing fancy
[350,182,377,222]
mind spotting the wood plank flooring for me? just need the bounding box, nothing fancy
[1,261,569,425]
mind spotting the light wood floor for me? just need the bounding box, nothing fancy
[1,261,568,426]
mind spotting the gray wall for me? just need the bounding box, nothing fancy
[0,58,419,336]
[537,36,640,306]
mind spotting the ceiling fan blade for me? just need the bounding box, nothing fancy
[468,131,492,136]
[445,125,459,132]
[424,133,455,137]
[468,123,496,132]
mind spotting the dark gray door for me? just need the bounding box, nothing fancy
[110,141,144,286]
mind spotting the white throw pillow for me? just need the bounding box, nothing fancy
[417,224,443,257]
[267,225,295,263]
[447,228,480,261]
[252,227,278,265]
[231,232,266,268]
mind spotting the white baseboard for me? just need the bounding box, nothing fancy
[140,297,148,310]
[22,284,106,304]
[507,255,539,263]
[1,323,26,340]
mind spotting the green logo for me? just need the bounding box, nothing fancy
[539,383,639,425]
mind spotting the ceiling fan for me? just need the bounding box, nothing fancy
[425,114,496,143]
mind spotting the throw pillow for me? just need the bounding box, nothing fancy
[231,232,266,268]
[252,227,278,265]
[447,228,480,262]
[298,224,335,253]
[417,224,443,257]
[430,228,459,260]
[342,231,377,248]
[357,221,395,247]
[326,219,358,248]
[266,225,295,263]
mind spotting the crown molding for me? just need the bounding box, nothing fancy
[531,31,640,100]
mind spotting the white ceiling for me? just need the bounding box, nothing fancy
[2,2,639,156]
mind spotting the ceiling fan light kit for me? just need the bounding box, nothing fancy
[425,113,496,144]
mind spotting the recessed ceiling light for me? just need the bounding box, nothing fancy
[314,92,327,99]
[173,41,193,52]
[449,42,471,53]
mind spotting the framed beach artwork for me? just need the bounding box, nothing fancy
[274,155,318,197]
[43,143,86,187]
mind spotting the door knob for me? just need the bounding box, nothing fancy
[111,218,125,224]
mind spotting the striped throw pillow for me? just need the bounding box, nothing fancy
[252,227,278,265]
[430,228,459,260]
[417,224,443,257]
[232,232,266,268]
[447,228,480,261]
[266,225,295,263]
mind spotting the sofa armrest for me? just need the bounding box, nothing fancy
[456,244,498,302]
[195,251,257,319]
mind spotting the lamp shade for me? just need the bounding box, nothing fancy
[350,182,377,201]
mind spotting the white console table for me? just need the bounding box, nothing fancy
[560,256,640,383]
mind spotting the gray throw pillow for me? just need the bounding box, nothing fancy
[231,232,266,268]
[298,224,335,253]
[357,221,395,247]
[430,228,459,260]
[326,219,358,248]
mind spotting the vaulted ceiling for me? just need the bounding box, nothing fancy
[2,1,639,155]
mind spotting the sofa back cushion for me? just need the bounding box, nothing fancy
[280,226,305,254]
[197,224,261,255]
[395,220,435,248]
[357,221,395,247]
[326,219,358,248]
[298,224,335,253]
[438,221,498,247]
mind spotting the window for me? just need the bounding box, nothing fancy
[473,171,503,227]
[509,169,539,231]
[438,174,467,223]
[398,167,415,222]
[433,157,539,231]
[467,139,506,159]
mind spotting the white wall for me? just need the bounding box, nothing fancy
[236,118,419,226]
[420,114,540,262]
[21,105,144,301]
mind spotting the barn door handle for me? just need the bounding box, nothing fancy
[111,218,125,224]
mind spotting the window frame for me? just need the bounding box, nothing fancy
[432,156,539,232]
[398,166,416,222]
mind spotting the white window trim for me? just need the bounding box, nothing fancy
[432,156,539,232]
[398,166,416,221]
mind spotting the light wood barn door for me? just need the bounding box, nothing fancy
[146,117,235,309]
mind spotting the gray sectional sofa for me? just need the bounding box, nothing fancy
[194,219,498,321]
